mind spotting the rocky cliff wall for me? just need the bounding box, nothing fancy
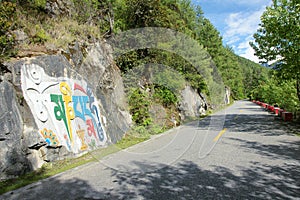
[179,85,208,121]
[0,42,132,180]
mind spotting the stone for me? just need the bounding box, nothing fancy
[0,81,31,180]
[149,103,167,127]
[82,42,132,143]
[179,85,207,120]
[12,30,29,44]
[45,0,74,17]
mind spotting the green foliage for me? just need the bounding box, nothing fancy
[150,64,186,92]
[250,0,300,101]
[184,72,207,93]
[31,24,49,44]
[117,0,175,30]
[6,0,295,115]
[153,86,178,106]
[128,88,152,126]
[251,72,300,112]
[250,0,300,71]
[117,48,207,95]
[237,56,269,98]
[115,0,271,103]
[31,0,46,9]
[0,1,17,61]
[72,0,99,24]
[193,8,247,99]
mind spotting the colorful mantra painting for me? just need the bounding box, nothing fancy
[21,63,107,153]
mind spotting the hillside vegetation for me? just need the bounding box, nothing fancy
[1,0,298,121]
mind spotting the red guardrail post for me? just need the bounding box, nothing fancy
[282,112,293,122]
[274,108,280,115]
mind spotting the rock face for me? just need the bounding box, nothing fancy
[45,0,74,17]
[0,42,131,180]
[0,81,32,180]
[179,86,207,121]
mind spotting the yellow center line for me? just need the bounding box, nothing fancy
[213,128,227,142]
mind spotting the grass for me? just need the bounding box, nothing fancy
[0,152,95,195]
[13,7,103,57]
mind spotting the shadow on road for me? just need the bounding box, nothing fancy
[103,159,299,199]
[224,113,288,136]
[5,158,299,199]
[2,176,117,200]
[228,137,300,161]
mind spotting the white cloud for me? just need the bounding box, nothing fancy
[235,0,271,6]
[224,7,265,40]
[240,43,260,63]
[223,5,270,62]
[191,0,272,63]
[237,41,249,50]
[226,36,240,45]
[237,36,254,50]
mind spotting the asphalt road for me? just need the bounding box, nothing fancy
[2,100,300,199]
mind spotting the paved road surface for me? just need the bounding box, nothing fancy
[1,100,300,199]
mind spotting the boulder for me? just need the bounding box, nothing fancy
[179,86,207,121]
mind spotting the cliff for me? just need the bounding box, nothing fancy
[0,41,132,180]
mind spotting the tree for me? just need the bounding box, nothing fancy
[195,12,245,99]
[250,0,300,101]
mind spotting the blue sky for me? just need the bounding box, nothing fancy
[191,0,272,63]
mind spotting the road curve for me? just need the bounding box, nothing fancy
[2,100,300,199]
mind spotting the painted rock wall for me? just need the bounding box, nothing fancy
[0,42,132,180]
[21,63,107,153]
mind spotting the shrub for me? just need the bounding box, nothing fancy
[153,86,178,107]
[128,88,152,126]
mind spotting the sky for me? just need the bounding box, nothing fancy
[191,0,272,63]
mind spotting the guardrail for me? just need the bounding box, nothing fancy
[252,100,293,122]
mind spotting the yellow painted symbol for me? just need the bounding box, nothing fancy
[213,128,227,142]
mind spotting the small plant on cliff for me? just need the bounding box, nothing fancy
[31,24,49,44]
[153,86,178,107]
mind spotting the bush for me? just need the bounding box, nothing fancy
[128,88,152,126]
[153,86,178,107]
[31,25,49,44]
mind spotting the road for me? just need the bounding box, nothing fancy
[1,100,300,199]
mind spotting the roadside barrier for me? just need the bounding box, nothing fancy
[267,105,274,112]
[252,100,293,122]
[282,112,293,122]
[274,107,280,115]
